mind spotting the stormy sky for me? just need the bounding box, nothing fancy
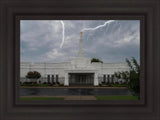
[20,20,140,63]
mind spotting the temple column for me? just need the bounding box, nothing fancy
[64,73,69,86]
[94,73,98,86]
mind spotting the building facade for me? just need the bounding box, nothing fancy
[20,32,130,86]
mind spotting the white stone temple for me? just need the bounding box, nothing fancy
[20,32,130,86]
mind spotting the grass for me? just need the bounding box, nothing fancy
[20,95,139,100]
[20,96,65,100]
[110,84,128,87]
[95,95,139,100]
[99,83,129,87]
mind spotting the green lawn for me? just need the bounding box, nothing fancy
[20,95,139,100]
[110,84,128,87]
[95,95,139,100]
[99,84,129,87]
[20,97,64,100]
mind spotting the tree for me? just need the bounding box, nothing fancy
[114,57,140,96]
[114,71,129,83]
[91,58,103,63]
[128,57,140,95]
[26,71,41,84]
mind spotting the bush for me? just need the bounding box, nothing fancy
[21,82,37,86]
[110,81,114,84]
[23,82,32,84]
[106,82,110,84]
[59,83,64,86]
[91,58,103,63]
[123,82,127,84]
[52,82,56,84]
[26,71,41,79]
[101,82,105,84]
[54,84,59,87]
[56,82,60,84]
[49,84,54,86]
[43,82,47,84]
[115,82,119,84]
[50,82,56,86]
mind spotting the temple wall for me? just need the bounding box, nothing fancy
[20,62,130,84]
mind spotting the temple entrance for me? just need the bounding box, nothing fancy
[69,73,94,86]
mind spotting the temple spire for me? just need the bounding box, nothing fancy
[78,32,84,57]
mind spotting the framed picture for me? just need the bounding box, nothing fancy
[0,0,159,120]
[19,19,141,101]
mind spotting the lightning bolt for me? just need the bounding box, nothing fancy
[59,20,115,48]
[60,20,65,48]
[81,20,115,32]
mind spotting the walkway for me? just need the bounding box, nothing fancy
[64,95,97,100]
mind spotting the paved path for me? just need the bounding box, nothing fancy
[64,96,97,100]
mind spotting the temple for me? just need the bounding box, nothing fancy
[20,32,130,86]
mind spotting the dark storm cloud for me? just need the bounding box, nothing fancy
[20,20,140,63]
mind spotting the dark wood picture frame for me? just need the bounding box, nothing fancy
[0,0,159,120]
